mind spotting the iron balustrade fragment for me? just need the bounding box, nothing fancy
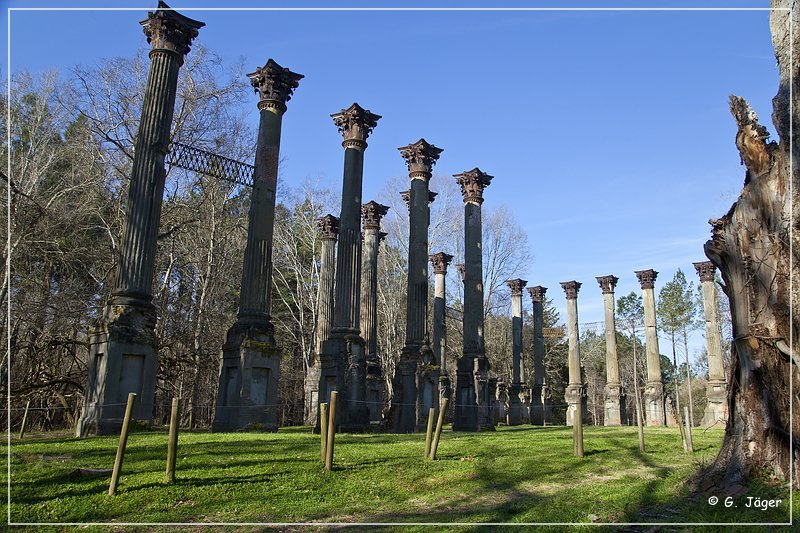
[166,140,255,187]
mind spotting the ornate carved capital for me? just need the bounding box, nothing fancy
[693,261,716,282]
[400,190,437,210]
[398,138,443,179]
[140,1,204,59]
[560,280,582,299]
[634,269,658,290]
[596,275,619,294]
[429,252,454,274]
[317,214,340,240]
[331,103,381,148]
[361,201,389,230]
[527,285,547,303]
[454,168,493,204]
[247,58,303,112]
[456,263,466,282]
[506,278,528,297]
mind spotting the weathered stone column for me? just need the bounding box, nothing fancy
[319,103,380,432]
[430,252,454,417]
[212,59,303,432]
[635,269,666,426]
[527,286,547,425]
[561,281,585,426]
[694,261,728,427]
[597,275,625,426]
[507,278,527,425]
[389,139,443,433]
[304,215,338,427]
[360,201,389,423]
[77,3,204,436]
[453,168,494,431]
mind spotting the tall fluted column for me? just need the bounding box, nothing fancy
[320,103,380,432]
[527,286,547,425]
[213,58,303,432]
[389,139,443,433]
[597,275,625,426]
[360,201,389,423]
[694,261,728,427]
[636,269,665,426]
[561,281,585,426]
[430,252,454,416]
[453,168,494,431]
[507,279,527,425]
[77,2,204,436]
[305,215,338,427]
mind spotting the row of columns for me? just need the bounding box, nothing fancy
[77,2,728,436]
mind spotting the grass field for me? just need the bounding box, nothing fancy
[4,424,795,529]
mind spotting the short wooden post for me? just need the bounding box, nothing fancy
[684,406,694,453]
[636,395,646,453]
[424,407,435,459]
[429,398,448,460]
[18,400,31,440]
[324,391,338,471]
[319,403,329,463]
[573,401,584,458]
[108,392,136,496]
[166,397,180,483]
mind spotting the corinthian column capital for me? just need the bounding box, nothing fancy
[361,201,390,230]
[596,275,619,294]
[635,269,658,290]
[693,261,716,282]
[247,58,304,113]
[331,103,381,149]
[140,1,204,60]
[506,278,528,297]
[454,168,493,205]
[399,138,443,180]
[560,280,582,300]
[430,252,454,274]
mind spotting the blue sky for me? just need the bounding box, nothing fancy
[4,1,779,363]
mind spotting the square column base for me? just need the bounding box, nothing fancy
[415,365,440,432]
[304,363,321,427]
[341,335,370,432]
[388,349,420,433]
[603,383,626,426]
[565,384,587,426]
[507,383,525,425]
[702,380,728,427]
[645,381,666,426]
[529,384,544,426]
[453,356,478,431]
[438,375,453,422]
[76,303,158,437]
[212,323,281,432]
[366,361,386,424]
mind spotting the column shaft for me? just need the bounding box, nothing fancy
[701,281,725,381]
[404,177,431,348]
[642,288,662,383]
[433,272,447,368]
[360,228,380,356]
[603,292,620,384]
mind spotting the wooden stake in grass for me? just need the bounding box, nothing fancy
[319,402,329,463]
[324,392,337,471]
[429,398,448,460]
[166,397,180,483]
[19,400,31,440]
[573,400,584,458]
[108,392,136,496]
[684,406,694,453]
[424,407,435,459]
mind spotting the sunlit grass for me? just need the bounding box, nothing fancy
[3,424,794,530]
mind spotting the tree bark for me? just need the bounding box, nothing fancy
[701,0,798,488]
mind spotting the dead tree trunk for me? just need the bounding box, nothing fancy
[702,0,799,489]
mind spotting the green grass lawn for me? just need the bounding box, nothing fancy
[4,425,795,529]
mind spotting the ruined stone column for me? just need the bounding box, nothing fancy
[694,261,728,427]
[527,286,547,425]
[304,215,338,427]
[453,168,494,431]
[390,139,443,433]
[635,269,666,426]
[319,103,380,432]
[212,59,303,432]
[77,3,204,436]
[360,201,389,423]
[507,278,527,425]
[597,275,625,426]
[561,281,585,426]
[430,252,454,415]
